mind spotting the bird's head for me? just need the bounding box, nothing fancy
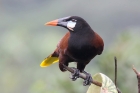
[45,16,90,32]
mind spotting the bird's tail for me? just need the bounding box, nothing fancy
[40,55,59,67]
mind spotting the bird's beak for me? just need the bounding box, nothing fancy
[45,20,58,26]
[45,17,70,27]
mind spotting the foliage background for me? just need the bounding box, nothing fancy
[1,0,140,93]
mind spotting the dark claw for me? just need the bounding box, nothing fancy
[70,67,80,81]
[83,71,92,86]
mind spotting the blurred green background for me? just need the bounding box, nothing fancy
[1,0,140,93]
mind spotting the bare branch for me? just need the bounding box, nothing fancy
[114,57,122,93]
[114,56,117,86]
[63,64,102,87]
[132,65,140,75]
[132,66,140,93]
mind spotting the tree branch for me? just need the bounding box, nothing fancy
[114,56,117,86]
[114,57,122,93]
[132,66,140,93]
[63,64,102,87]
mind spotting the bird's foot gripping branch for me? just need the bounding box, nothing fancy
[70,67,80,81]
[82,71,93,86]
[69,67,93,86]
[63,64,102,87]
[63,64,119,93]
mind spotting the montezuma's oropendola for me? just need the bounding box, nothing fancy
[40,16,104,86]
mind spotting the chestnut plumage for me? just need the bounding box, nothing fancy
[41,16,104,73]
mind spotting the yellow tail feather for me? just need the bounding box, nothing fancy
[40,55,59,67]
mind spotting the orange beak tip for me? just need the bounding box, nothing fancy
[44,22,49,26]
[44,20,58,26]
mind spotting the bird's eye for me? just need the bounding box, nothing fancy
[71,19,77,22]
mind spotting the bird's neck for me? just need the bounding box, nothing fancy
[71,26,93,35]
[70,27,95,38]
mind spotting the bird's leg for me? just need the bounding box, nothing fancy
[82,71,92,86]
[70,67,80,81]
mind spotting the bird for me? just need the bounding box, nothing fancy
[40,16,104,85]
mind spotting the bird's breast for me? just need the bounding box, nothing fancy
[67,41,97,61]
